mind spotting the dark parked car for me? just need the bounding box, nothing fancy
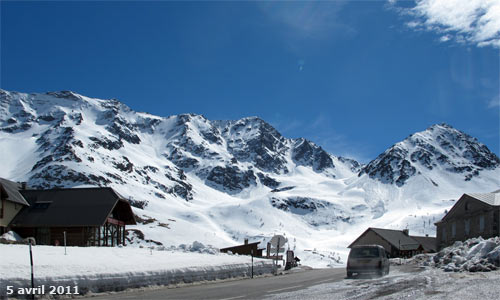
[346,245,389,278]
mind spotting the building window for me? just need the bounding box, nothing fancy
[442,227,447,241]
[451,222,456,238]
[465,202,470,211]
[479,215,485,233]
[465,219,470,236]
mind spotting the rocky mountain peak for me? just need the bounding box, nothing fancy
[360,124,500,186]
[45,90,83,101]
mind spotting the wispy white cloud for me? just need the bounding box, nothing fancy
[389,0,500,48]
[257,1,354,41]
[488,93,500,108]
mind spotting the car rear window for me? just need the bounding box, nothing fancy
[350,247,379,258]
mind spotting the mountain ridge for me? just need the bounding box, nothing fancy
[1,89,499,267]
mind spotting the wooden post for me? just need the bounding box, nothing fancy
[29,240,34,300]
[251,249,254,278]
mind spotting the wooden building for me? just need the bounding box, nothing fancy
[0,178,30,235]
[9,187,136,246]
[348,227,436,258]
[435,191,500,250]
[220,239,264,257]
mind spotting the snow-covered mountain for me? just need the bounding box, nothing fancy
[360,123,500,186]
[1,89,499,267]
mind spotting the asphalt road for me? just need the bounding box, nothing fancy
[86,267,347,300]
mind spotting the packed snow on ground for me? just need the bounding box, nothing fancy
[267,237,500,299]
[266,267,500,300]
[0,242,274,297]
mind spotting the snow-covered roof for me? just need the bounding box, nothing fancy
[467,191,500,206]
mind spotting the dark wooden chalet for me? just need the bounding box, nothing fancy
[9,187,136,246]
[220,239,264,257]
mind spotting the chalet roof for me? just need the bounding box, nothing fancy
[349,228,420,251]
[411,236,437,252]
[220,241,261,252]
[10,187,136,227]
[371,228,421,251]
[0,178,29,206]
[466,191,500,206]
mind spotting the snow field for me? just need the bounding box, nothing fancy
[0,244,275,296]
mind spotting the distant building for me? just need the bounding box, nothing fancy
[411,235,437,253]
[435,191,500,250]
[220,239,264,257]
[348,227,436,258]
[0,178,30,235]
[10,187,136,246]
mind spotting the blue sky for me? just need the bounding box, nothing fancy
[1,1,499,162]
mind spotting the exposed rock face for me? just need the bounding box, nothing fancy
[206,166,257,193]
[218,117,290,174]
[270,196,332,213]
[292,138,335,172]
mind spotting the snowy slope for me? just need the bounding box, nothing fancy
[1,89,499,267]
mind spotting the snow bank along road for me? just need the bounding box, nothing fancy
[0,244,275,298]
[87,265,500,300]
[86,267,346,300]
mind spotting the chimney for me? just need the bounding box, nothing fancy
[19,182,27,190]
[403,229,409,236]
[425,234,429,237]
[244,238,248,245]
